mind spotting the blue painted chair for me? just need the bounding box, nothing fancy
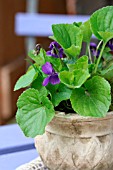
[0,124,38,170]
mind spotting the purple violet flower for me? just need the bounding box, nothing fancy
[46,41,63,58]
[42,62,60,86]
[90,42,100,58]
[107,39,113,54]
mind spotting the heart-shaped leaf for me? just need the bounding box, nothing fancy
[64,45,81,58]
[46,56,62,72]
[101,64,113,81]
[52,84,72,106]
[98,31,113,43]
[59,71,75,88]
[52,24,83,57]
[14,68,37,91]
[70,76,111,117]
[59,56,90,88]
[28,48,45,66]
[73,22,82,27]
[80,20,92,43]
[90,6,113,42]
[31,75,48,97]
[16,88,55,137]
[68,55,89,71]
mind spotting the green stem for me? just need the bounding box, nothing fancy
[85,42,89,55]
[94,40,102,63]
[97,40,103,50]
[94,42,106,74]
[88,46,92,64]
[86,42,92,63]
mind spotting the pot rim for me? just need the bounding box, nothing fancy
[54,111,113,123]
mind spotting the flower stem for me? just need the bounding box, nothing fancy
[97,40,103,50]
[85,42,89,55]
[94,42,106,74]
[88,46,92,64]
[94,40,103,63]
[86,42,92,63]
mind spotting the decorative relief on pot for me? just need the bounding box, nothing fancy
[35,112,113,170]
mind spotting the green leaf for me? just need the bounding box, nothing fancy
[49,35,56,41]
[52,24,83,57]
[59,71,75,88]
[73,22,82,27]
[88,64,95,74]
[46,57,62,72]
[68,55,89,71]
[71,76,111,117]
[31,75,48,97]
[26,61,38,72]
[60,56,90,88]
[64,45,81,58]
[16,88,55,137]
[80,20,92,42]
[52,84,72,106]
[14,68,37,91]
[110,82,113,110]
[28,48,45,66]
[90,6,113,42]
[73,69,90,88]
[59,69,90,89]
[101,64,113,81]
[98,31,113,43]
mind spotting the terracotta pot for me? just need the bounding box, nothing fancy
[35,112,113,170]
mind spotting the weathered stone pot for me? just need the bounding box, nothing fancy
[35,112,113,170]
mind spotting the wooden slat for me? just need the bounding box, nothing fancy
[39,0,67,14]
[0,57,25,122]
[66,0,77,14]
[0,69,2,124]
[0,0,26,66]
[76,0,108,15]
[0,0,26,123]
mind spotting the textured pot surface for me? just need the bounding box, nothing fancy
[35,112,113,170]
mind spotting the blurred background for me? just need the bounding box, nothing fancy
[0,0,113,125]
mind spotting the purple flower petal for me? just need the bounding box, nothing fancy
[47,41,64,58]
[46,51,52,56]
[49,41,59,50]
[90,42,97,49]
[92,51,100,58]
[47,49,58,58]
[51,53,58,58]
[90,42,100,58]
[108,39,113,45]
[59,48,63,58]
[42,62,53,75]
[42,76,50,86]
[49,74,60,85]
[108,44,113,51]
[96,50,100,58]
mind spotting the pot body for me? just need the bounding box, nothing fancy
[35,112,113,170]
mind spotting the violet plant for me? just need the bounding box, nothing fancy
[14,6,113,137]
